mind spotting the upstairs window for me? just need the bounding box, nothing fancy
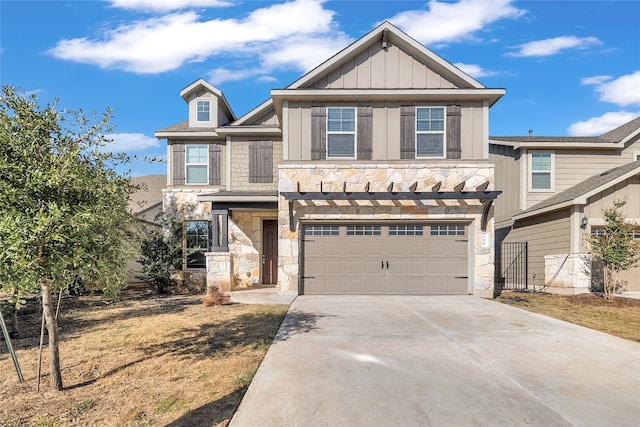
[197,100,210,122]
[530,152,554,191]
[327,107,356,158]
[416,107,445,158]
[185,145,208,184]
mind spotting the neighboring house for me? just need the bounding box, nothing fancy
[155,22,505,297]
[127,174,166,284]
[490,116,640,293]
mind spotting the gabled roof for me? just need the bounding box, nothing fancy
[491,116,640,149]
[129,174,166,218]
[513,161,640,220]
[288,21,485,90]
[179,78,237,121]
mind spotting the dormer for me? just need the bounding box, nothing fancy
[180,79,236,128]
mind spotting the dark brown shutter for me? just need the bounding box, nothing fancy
[249,140,273,183]
[357,106,373,160]
[172,144,185,185]
[400,106,415,159]
[446,105,461,159]
[311,106,326,160]
[209,144,221,185]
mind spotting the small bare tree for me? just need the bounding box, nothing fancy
[589,201,640,300]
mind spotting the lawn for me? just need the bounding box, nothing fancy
[0,293,288,427]
[496,291,640,343]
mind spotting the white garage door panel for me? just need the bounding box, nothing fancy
[302,224,469,295]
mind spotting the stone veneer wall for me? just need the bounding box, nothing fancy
[544,254,592,295]
[277,163,496,297]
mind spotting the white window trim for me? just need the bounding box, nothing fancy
[415,106,446,159]
[632,150,640,162]
[528,151,555,192]
[326,106,357,159]
[196,100,211,123]
[185,144,209,185]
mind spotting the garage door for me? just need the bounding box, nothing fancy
[302,223,469,295]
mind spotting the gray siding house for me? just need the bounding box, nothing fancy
[155,22,504,297]
[490,116,640,293]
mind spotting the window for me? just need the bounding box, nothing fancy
[430,225,465,236]
[389,225,424,236]
[185,221,209,269]
[185,145,208,184]
[530,152,553,191]
[304,225,339,236]
[197,100,210,122]
[346,225,381,236]
[416,107,445,158]
[327,107,356,158]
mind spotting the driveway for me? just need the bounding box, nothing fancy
[230,296,640,427]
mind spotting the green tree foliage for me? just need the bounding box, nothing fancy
[137,201,193,294]
[590,200,640,300]
[0,86,138,390]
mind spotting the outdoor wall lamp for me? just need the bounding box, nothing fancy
[581,216,588,229]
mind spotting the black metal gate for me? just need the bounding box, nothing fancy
[495,242,528,292]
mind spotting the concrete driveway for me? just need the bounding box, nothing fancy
[230,296,640,427]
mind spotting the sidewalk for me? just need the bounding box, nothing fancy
[228,286,297,305]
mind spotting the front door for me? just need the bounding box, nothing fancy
[262,220,278,284]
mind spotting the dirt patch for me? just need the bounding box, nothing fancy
[496,291,640,343]
[0,292,288,426]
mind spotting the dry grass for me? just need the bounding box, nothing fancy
[0,293,288,427]
[496,291,640,342]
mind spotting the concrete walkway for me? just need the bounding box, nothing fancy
[228,286,297,305]
[230,296,640,427]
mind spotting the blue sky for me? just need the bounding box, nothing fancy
[2,0,639,176]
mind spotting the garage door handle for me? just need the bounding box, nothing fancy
[381,261,384,270]
[386,261,389,270]
[455,276,468,279]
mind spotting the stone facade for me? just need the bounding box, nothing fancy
[277,163,496,297]
[544,253,592,295]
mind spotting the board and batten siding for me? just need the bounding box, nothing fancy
[489,144,521,225]
[286,101,487,161]
[502,208,571,286]
[309,41,457,90]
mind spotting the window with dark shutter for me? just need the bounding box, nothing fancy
[446,105,461,159]
[208,144,221,185]
[172,144,185,185]
[400,106,416,159]
[311,106,327,160]
[357,106,372,160]
[249,140,273,183]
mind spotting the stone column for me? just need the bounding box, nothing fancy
[206,252,232,292]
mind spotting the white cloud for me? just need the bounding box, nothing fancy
[387,0,525,45]
[105,133,160,152]
[581,75,612,86]
[208,67,267,84]
[260,33,352,72]
[48,0,337,74]
[109,0,233,11]
[507,36,601,57]
[453,62,498,78]
[587,71,640,107]
[567,111,640,136]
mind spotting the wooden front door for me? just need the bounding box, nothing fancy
[262,220,278,284]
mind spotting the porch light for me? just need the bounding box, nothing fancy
[581,216,588,229]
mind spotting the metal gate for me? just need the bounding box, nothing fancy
[495,242,528,292]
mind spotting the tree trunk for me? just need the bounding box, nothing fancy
[40,281,63,390]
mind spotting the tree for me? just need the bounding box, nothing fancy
[0,86,138,390]
[137,200,192,294]
[589,200,640,300]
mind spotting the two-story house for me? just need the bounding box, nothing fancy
[155,22,505,297]
[490,117,640,294]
